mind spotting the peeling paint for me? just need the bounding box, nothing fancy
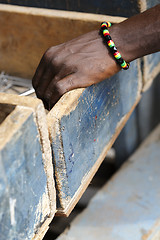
[9,198,16,226]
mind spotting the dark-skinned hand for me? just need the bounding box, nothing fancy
[32,30,120,110]
[32,4,160,110]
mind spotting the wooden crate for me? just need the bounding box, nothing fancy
[57,123,160,240]
[0,0,159,17]
[0,93,56,239]
[0,3,143,223]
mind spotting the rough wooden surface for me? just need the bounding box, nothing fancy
[0,4,125,79]
[47,59,142,216]
[0,3,158,91]
[0,93,56,240]
[57,123,160,240]
[142,53,160,92]
[0,0,158,17]
[114,73,160,167]
[138,2,160,91]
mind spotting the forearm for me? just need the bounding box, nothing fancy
[33,4,160,108]
[109,4,160,62]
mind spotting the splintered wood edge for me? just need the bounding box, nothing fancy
[47,90,86,210]
[32,218,52,240]
[0,4,126,23]
[35,103,56,217]
[0,92,41,110]
[56,96,141,216]
[47,89,85,121]
[0,93,56,235]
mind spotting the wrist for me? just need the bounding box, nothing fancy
[108,23,135,63]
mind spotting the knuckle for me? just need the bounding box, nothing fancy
[43,52,51,64]
[54,81,66,96]
[51,55,60,66]
[43,47,55,63]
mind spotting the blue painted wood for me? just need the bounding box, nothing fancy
[146,0,160,9]
[142,52,160,89]
[114,73,160,167]
[48,60,141,214]
[0,0,159,17]
[0,98,55,240]
[57,124,160,240]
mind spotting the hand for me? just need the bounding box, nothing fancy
[32,30,120,109]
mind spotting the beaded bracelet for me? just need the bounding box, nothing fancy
[100,22,130,70]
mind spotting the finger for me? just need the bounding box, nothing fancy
[35,63,74,101]
[35,67,55,100]
[32,57,46,89]
[44,73,84,109]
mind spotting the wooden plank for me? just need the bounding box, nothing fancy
[0,93,56,240]
[141,53,160,92]
[0,0,155,17]
[114,73,160,167]
[0,4,125,79]
[137,2,160,91]
[57,123,160,240]
[145,0,160,9]
[47,59,142,216]
[0,4,143,217]
[0,3,158,91]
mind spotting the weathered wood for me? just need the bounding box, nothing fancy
[0,0,158,17]
[142,53,160,91]
[0,93,56,240]
[114,73,160,167]
[145,0,160,9]
[0,4,125,79]
[0,3,158,92]
[57,123,160,240]
[1,3,157,220]
[47,59,142,216]
[137,3,160,91]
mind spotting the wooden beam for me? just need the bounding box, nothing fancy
[0,4,148,218]
[0,93,56,240]
[138,2,160,91]
[57,123,160,240]
[0,0,157,17]
[0,3,158,91]
[0,4,125,79]
[142,54,160,92]
[47,59,142,216]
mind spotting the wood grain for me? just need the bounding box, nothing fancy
[47,59,142,216]
[142,54,160,92]
[0,93,56,240]
[57,124,160,239]
[1,0,158,17]
[0,4,125,79]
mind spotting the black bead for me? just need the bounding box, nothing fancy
[110,46,117,53]
[104,35,111,41]
[116,58,124,64]
[124,64,130,70]
[101,26,108,31]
